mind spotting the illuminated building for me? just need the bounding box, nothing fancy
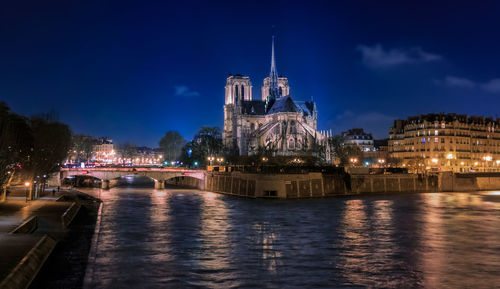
[93,137,115,163]
[223,35,324,156]
[341,128,375,152]
[131,147,164,165]
[389,113,500,172]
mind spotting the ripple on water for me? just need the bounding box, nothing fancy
[86,189,500,288]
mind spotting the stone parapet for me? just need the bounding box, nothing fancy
[0,235,57,289]
[61,202,81,229]
[9,216,38,235]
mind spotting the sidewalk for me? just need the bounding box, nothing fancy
[0,189,78,285]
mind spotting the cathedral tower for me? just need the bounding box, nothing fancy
[223,74,252,150]
[225,74,252,105]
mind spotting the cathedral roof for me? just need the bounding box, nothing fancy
[242,100,266,115]
[267,96,300,114]
[240,96,316,117]
[295,101,315,117]
[268,95,316,116]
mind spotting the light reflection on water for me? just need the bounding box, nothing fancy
[84,188,500,289]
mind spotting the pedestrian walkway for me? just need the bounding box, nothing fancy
[0,189,76,285]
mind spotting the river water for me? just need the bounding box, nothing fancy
[83,188,500,288]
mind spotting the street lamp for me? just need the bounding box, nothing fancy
[24,182,30,203]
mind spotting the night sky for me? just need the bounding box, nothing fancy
[1,1,500,147]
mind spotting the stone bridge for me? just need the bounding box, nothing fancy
[59,167,205,189]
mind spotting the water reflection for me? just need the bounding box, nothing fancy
[85,190,500,288]
[195,191,237,287]
[338,199,370,286]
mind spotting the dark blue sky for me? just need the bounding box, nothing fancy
[2,0,500,147]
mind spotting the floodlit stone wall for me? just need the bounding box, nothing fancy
[205,171,443,198]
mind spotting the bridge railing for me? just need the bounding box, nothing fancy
[60,167,205,173]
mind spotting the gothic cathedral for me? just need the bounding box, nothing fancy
[223,35,324,156]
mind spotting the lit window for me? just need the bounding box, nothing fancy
[435,130,438,136]
[434,138,438,143]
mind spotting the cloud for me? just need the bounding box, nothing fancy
[437,75,476,88]
[436,76,500,94]
[481,78,500,93]
[174,85,200,97]
[329,110,396,139]
[356,43,442,68]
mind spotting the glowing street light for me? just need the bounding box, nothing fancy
[24,181,31,203]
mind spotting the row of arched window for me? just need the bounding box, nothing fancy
[234,85,245,98]
[288,138,303,149]
[263,137,304,150]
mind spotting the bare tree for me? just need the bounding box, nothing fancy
[326,135,362,166]
[117,142,137,163]
[159,131,186,161]
[0,102,32,201]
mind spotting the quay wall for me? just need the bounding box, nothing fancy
[205,171,440,198]
[439,172,500,191]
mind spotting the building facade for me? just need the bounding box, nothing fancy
[341,128,375,152]
[389,113,500,172]
[223,35,323,156]
[92,137,115,163]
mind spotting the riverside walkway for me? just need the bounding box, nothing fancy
[0,189,98,288]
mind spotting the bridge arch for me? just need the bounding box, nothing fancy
[60,168,205,190]
[165,175,204,189]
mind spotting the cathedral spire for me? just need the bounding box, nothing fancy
[269,34,279,98]
[266,32,280,112]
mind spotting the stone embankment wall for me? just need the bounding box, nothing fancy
[350,174,438,194]
[205,171,440,198]
[439,172,500,191]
